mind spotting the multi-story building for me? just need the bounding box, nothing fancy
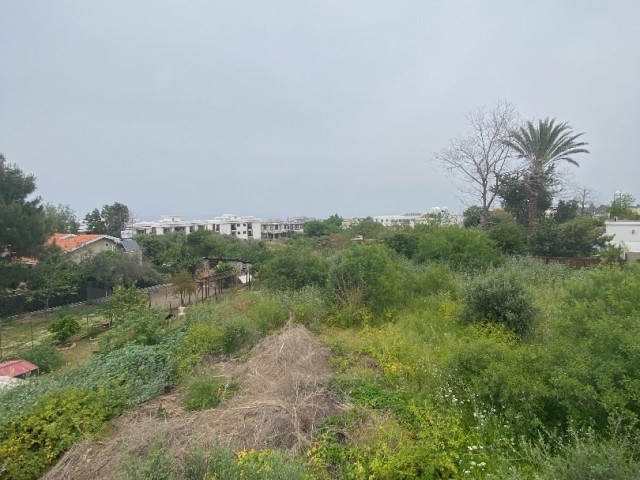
[261,218,305,239]
[132,214,263,240]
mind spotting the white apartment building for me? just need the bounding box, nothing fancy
[261,218,305,239]
[372,207,462,228]
[132,214,262,240]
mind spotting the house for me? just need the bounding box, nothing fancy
[604,220,640,260]
[260,218,305,239]
[49,233,121,262]
[0,359,39,379]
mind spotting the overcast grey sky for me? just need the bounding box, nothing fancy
[1,1,639,220]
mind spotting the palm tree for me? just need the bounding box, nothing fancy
[503,118,589,235]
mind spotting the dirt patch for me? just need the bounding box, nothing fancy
[44,322,344,480]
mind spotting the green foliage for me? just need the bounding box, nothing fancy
[42,202,79,234]
[608,192,640,220]
[0,154,46,258]
[19,344,62,374]
[83,201,131,237]
[463,205,483,228]
[347,217,387,240]
[495,169,554,229]
[30,245,79,309]
[328,243,405,318]
[105,284,149,325]
[487,214,527,255]
[80,251,162,289]
[260,245,329,291]
[0,389,117,480]
[176,322,223,377]
[183,375,239,410]
[384,229,421,259]
[48,315,81,344]
[123,436,174,480]
[413,226,504,270]
[460,268,537,335]
[529,216,609,257]
[305,214,343,237]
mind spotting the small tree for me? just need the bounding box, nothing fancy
[48,315,81,345]
[171,270,196,306]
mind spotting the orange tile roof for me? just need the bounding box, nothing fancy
[48,233,104,252]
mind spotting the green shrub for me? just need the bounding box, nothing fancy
[19,344,62,374]
[328,244,406,318]
[123,436,174,480]
[460,269,537,335]
[48,315,81,344]
[183,375,239,411]
[176,322,223,377]
[413,226,504,270]
[0,389,117,480]
[260,245,329,291]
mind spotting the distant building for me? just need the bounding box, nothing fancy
[261,218,305,239]
[133,214,310,241]
[605,220,640,261]
[132,214,263,240]
[372,208,462,228]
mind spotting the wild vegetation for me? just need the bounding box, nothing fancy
[1,141,640,479]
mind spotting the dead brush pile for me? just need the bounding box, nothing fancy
[44,321,343,480]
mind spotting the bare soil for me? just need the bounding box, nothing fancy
[44,321,344,480]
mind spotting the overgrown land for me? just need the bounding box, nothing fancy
[2,233,640,479]
[2,112,640,479]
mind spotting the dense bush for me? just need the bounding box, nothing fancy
[0,389,119,479]
[413,226,504,270]
[460,268,537,335]
[18,344,63,374]
[183,375,238,410]
[259,245,329,291]
[48,315,81,344]
[328,243,406,318]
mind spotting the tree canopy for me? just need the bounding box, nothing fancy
[503,118,589,234]
[0,154,46,258]
[84,202,132,237]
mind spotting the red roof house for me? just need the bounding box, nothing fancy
[47,233,120,262]
[0,359,39,379]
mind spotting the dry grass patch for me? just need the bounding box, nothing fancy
[45,321,343,480]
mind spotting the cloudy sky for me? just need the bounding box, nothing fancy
[1,1,638,221]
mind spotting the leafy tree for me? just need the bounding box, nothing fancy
[185,229,227,258]
[30,245,79,309]
[495,169,554,228]
[348,217,387,240]
[171,269,197,306]
[554,199,580,223]
[80,251,162,290]
[104,284,149,326]
[43,202,80,234]
[260,245,329,291]
[48,315,81,344]
[436,101,519,228]
[462,205,483,228]
[84,202,131,237]
[0,154,46,258]
[608,192,640,220]
[304,220,338,237]
[529,217,609,257]
[503,118,589,235]
[305,214,344,237]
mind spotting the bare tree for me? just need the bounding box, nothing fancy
[570,184,597,215]
[436,101,519,228]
